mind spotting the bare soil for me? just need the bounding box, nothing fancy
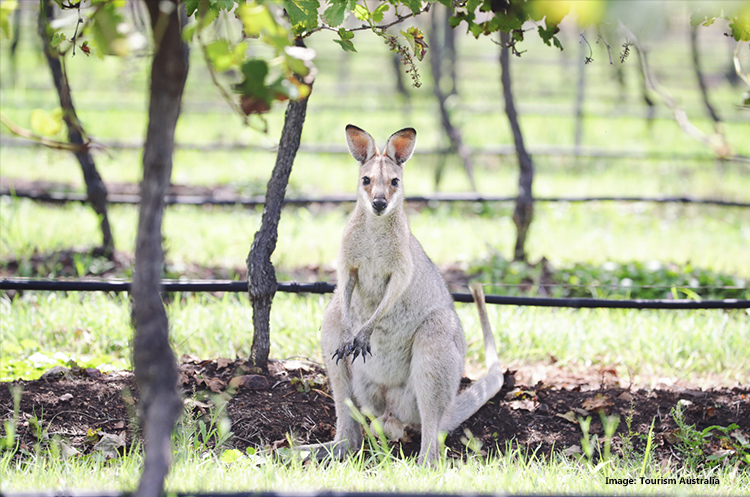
[1,357,747,466]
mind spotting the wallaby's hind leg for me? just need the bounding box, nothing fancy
[410,309,465,464]
[319,297,363,457]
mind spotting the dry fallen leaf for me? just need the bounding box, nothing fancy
[228,374,269,391]
[573,407,590,417]
[563,445,582,456]
[556,411,579,424]
[617,391,635,402]
[216,357,233,370]
[509,398,538,411]
[93,432,126,460]
[206,377,227,393]
[582,394,613,412]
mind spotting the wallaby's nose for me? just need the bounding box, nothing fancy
[372,197,387,214]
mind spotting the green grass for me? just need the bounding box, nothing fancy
[3,291,749,386]
[3,198,749,277]
[2,430,749,494]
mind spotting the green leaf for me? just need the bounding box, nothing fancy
[50,32,66,49]
[729,13,750,41]
[322,0,355,26]
[184,0,200,17]
[90,3,128,56]
[214,0,233,11]
[206,40,247,72]
[537,24,562,49]
[401,0,422,15]
[219,448,243,463]
[238,2,276,36]
[0,0,17,39]
[333,38,356,52]
[233,58,270,100]
[284,45,314,76]
[353,3,370,22]
[372,3,389,23]
[283,0,320,34]
[30,108,63,137]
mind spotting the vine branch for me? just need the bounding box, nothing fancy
[619,22,747,163]
[0,112,91,153]
[300,4,431,39]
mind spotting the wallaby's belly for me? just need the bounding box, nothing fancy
[347,243,457,426]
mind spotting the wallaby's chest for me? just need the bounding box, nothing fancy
[351,246,399,310]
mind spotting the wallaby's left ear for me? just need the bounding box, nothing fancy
[385,127,417,166]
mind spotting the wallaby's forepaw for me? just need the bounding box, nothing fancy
[332,334,372,364]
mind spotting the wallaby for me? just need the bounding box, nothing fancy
[300,125,504,464]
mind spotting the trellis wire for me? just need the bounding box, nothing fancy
[5,135,750,163]
[2,278,748,309]
[3,189,748,208]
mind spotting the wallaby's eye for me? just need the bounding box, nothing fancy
[391,178,399,187]
[362,176,371,186]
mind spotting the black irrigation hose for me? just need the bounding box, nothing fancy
[2,278,748,310]
[3,189,749,208]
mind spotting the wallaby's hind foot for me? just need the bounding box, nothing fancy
[293,440,352,462]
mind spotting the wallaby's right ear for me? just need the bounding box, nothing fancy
[345,125,377,164]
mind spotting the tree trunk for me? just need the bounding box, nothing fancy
[247,84,312,369]
[38,1,114,257]
[690,25,721,124]
[430,5,475,191]
[131,2,188,497]
[500,31,534,262]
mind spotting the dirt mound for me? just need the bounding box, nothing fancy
[1,358,747,466]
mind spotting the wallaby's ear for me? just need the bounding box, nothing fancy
[345,125,377,164]
[385,127,417,165]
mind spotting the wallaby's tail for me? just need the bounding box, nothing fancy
[469,282,499,370]
[440,283,504,433]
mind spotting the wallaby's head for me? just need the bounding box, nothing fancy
[345,124,417,217]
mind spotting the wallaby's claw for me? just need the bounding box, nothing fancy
[332,335,372,364]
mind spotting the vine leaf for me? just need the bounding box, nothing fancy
[0,0,17,39]
[30,108,64,137]
[401,0,422,15]
[334,27,356,52]
[205,40,248,72]
[322,0,356,27]
[371,3,389,23]
[90,3,128,56]
[283,0,320,35]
